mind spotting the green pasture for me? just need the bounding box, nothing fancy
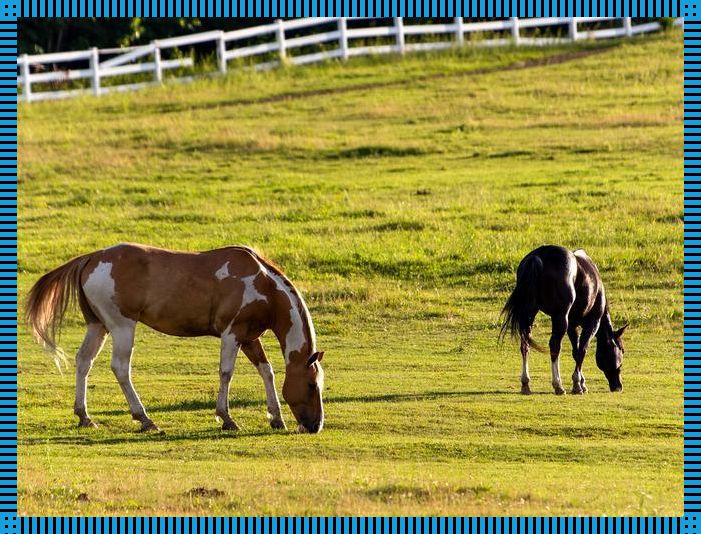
[18,31,682,515]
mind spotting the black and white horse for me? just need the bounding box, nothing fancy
[500,245,628,395]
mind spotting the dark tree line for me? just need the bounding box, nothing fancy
[19,17,672,55]
[19,18,275,54]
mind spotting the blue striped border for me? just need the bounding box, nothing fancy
[11,517,690,532]
[686,4,701,533]
[12,0,691,532]
[17,0,681,17]
[0,0,15,529]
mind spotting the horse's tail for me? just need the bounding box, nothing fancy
[499,254,544,352]
[25,253,95,369]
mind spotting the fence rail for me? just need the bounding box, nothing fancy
[17,17,681,103]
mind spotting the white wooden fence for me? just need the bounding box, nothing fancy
[17,17,680,103]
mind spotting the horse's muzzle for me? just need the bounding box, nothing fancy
[298,420,323,434]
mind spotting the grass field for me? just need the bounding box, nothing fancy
[18,31,682,516]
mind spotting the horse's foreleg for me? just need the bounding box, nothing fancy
[520,326,532,395]
[74,323,108,427]
[110,324,159,432]
[567,325,584,394]
[550,315,568,395]
[573,321,598,394]
[216,330,241,431]
[241,339,286,430]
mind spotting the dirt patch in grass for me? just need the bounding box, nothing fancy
[186,487,225,498]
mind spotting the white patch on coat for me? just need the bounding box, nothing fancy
[261,267,316,364]
[240,274,267,307]
[227,273,268,327]
[82,261,135,331]
[216,324,240,416]
[215,262,230,281]
[573,249,589,259]
[220,324,239,367]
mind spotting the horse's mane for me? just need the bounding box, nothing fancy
[230,246,298,292]
[230,245,317,354]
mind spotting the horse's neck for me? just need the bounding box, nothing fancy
[263,268,315,364]
[596,311,613,341]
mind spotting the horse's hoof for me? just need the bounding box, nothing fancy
[222,420,240,431]
[77,419,97,429]
[270,418,287,430]
[554,387,567,396]
[520,385,532,395]
[139,421,161,433]
[571,388,584,395]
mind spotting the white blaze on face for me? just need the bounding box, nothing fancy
[316,363,325,392]
[215,262,230,281]
[316,363,325,432]
[82,261,135,331]
[262,267,316,364]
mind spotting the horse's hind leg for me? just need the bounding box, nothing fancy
[520,325,533,395]
[241,339,286,430]
[550,314,568,395]
[216,329,241,431]
[74,323,108,427]
[110,324,159,432]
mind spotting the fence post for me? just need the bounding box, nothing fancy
[623,17,633,37]
[217,31,227,74]
[20,54,31,103]
[511,17,520,45]
[454,17,464,46]
[338,17,349,61]
[394,17,405,55]
[153,45,163,84]
[568,18,578,41]
[90,47,101,96]
[276,19,287,63]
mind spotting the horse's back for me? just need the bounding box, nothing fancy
[521,245,577,287]
[80,243,267,337]
[524,245,603,320]
[517,245,578,316]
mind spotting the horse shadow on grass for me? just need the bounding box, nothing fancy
[19,390,549,447]
[18,426,275,447]
[97,389,544,416]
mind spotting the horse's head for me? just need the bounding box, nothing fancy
[283,351,325,433]
[596,323,628,392]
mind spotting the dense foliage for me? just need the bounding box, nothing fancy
[18,18,273,54]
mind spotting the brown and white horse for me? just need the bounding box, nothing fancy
[25,243,325,433]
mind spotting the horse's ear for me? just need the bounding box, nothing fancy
[614,324,629,339]
[306,351,324,367]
